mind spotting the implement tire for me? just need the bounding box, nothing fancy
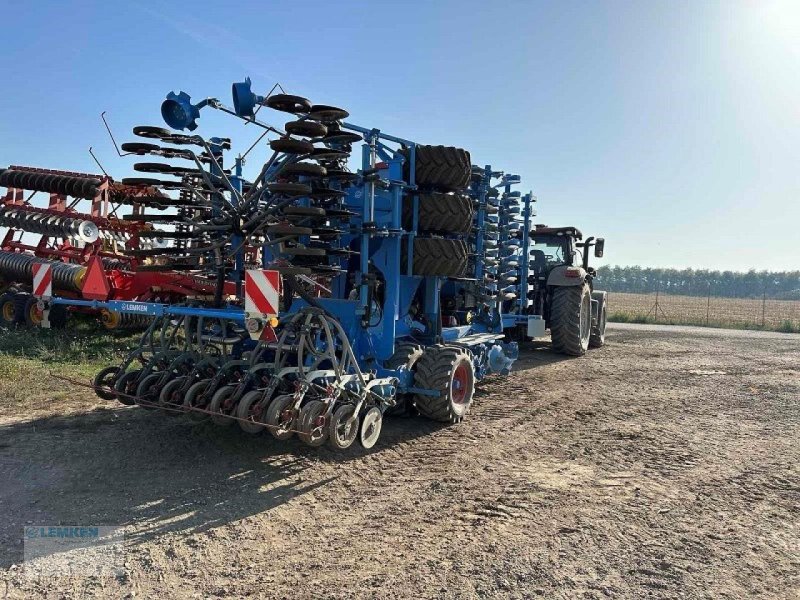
[403,192,474,235]
[413,345,475,423]
[404,145,471,191]
[550,283,592,356]
[0,292,23,326]
[402,238,468,278]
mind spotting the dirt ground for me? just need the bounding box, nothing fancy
[1,323,798,599]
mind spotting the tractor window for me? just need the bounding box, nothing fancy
[531,238,567,265]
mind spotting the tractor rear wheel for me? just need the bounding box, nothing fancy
[590,291,608,348]
[550,284,592,356]
[413,345,475,423]
[403,192,474,234]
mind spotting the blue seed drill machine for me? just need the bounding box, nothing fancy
[34,77,607,450]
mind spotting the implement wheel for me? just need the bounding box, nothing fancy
[158,376,187,416]
[359,407,383,449]
[236,390,267,434]
[402,192,474,235]
[183,379,212,422]
[208,385,237,427]
[298,400,328,447]
[114,369,142,406]
[328,404,358,450]
[402,238,468,277]
[413,346,475,423]
[550,283,592,356]
[403,145,471,191]
[265,394,296,440]
[93,366,121,401]
[0,292,23,326]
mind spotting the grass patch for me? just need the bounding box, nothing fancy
[0,319,139,377]
[608,311,800,334]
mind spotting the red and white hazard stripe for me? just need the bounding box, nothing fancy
[244,269,280,317]
[32,263,53,298]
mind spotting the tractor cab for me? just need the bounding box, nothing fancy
[529,225,582,276]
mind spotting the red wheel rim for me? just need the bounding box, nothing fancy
[451,363,470,404]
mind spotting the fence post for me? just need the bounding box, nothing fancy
[706,283,711,326]
[761,289,766,328]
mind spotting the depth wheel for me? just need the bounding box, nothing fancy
[208,385,237,427]
[297,400,328,447]
[113,369,142,406]
[236,390,267,434]
[158,376,187,416]
[93,366,121,401]
[135,372,164,409]
[413,346,475,423]
[183,379,211,421]
[359,407,383,449]
[328,404,358,450]
[265,394,296,441]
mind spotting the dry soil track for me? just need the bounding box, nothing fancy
[1,323,798,599]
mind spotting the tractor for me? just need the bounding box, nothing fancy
[524,225,607,355]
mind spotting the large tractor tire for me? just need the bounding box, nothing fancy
[402,192,474,235]
[403,145,471,191]
[402,238,468,278]
[413,345,475,423]
[590,291,608,348]
[550,283,592,356]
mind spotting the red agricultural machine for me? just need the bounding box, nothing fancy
[0,165,232,329]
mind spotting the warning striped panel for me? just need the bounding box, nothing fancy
[32,263,53,298]
[245,270,280,317]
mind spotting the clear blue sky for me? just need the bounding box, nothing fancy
[1,0,797,271]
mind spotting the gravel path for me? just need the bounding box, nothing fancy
[1,324,798,598]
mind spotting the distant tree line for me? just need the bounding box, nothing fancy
[595,266,800,300]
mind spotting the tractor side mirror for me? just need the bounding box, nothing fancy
[594,238,605,258]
